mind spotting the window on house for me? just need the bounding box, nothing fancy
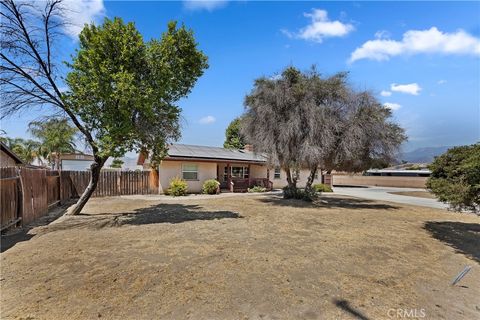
[274,167,281,179]
[182,164,198,180]
[314,170,319,180]
[223,166,249,180]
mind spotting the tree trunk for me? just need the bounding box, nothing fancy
[55,153,60,171]
[66,157,106,215]
[305,166,318,192]
[285,167,296,189]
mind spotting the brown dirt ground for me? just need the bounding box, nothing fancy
[389,191,437,199]
[1,194,479,320]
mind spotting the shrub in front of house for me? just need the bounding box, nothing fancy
[283,186,317,202]
[248,185,267,193]
[167,177,188,196]
[203,179,220,194]
[313,183,333,193]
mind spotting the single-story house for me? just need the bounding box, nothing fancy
[0,142,24,167]
[138,144,325,193]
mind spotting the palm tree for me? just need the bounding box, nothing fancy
[2,137,42,164]
[28,118,78,169]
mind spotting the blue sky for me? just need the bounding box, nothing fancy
[1,1,479,152]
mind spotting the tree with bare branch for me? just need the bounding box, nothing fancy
[241,66,406,198]
[1,0,208,214]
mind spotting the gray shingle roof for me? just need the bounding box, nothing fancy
[166,144,266,162]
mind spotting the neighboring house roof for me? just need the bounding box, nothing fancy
[59,153,95,161]
[0,141,24,164]
[366,169,431,174]
[138,144,267,165]
[166,144,266,163]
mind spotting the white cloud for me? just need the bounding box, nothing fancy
[199,115,216,124]
[183,0,228,11]
[380,90,392,97]
[383,102,402,111]
[282,9,354,43]
[374,30,391,39]
[391,83,422,95]
[437,79,447,85]
[349,27,480,62]
[60,0,105,38]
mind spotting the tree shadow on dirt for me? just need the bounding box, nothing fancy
[42,203,242,232]
[117,203,242,225]
[424,221,480,263]
[333,299,371,320]
[258,195,399,210]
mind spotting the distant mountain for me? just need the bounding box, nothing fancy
[399,146,452,163]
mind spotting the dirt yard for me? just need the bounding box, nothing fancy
[389,191,437,199]
[1,193,479,320]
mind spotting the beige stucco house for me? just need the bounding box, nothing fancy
[138,144,325,194]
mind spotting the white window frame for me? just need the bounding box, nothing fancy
[224,166,249,180]
[182,164,198,180]
[274,167,281,179]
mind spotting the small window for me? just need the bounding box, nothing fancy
[314,171,319,179]
[182,164,198,180]
[274,167,281,179]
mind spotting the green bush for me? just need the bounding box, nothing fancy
[248,185,267,193]
[167,177,188,196]
[202,179,220,194]
[283,186,317,202]
[313,183,333,193]
[426,143,480,213]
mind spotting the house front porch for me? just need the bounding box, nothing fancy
[217,162,273,192]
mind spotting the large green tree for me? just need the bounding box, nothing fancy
[223,117,246,149]
[28,118,78,170]
[1,0,208,215]
[427,143,480,213]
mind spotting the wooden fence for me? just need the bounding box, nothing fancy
[1,168,158,231]
[61,171,158,198]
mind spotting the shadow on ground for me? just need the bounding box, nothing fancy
[424,221,480,263]
[0,232,34,253]
[41,203,242,233]
[1,203,71,253]
[258,195,399,210]
[118,203,241,225]
[333,299,371,320]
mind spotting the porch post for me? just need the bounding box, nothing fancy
[227,163,232,192]
[248,164,251,188]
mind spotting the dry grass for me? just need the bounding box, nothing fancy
[389,191,437,199]
[1,194,479,320]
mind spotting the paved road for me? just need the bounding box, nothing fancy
[332,186,449,210]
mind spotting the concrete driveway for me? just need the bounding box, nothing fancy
[332,186,449,210]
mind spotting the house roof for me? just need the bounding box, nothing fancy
[366,169,431,174]
[0,141,24,164]
[165,144,267,163]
